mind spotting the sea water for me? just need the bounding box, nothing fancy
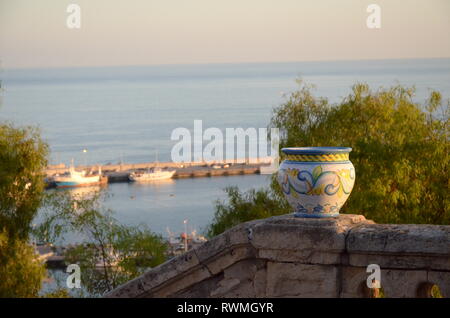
[1,58,449,236]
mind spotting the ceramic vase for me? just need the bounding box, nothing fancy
[277,147,355,218]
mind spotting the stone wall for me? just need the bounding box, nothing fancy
[105,214,450,298]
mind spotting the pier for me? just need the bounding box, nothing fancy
[45,158,274,186]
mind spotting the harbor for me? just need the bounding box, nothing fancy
[45,157,275,188]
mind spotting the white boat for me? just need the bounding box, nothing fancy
[129,150,176,182]
[54,164,103,188]
[129,167,175,182]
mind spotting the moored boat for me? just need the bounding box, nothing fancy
[54,165,105,188]
[129,167,175,182]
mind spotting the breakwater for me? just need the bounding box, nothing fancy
[45,158,274,185]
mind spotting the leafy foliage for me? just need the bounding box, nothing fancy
[35,190,168,296]
[208,82,449,236]
[0,230,46,297]
[272,82,449,224]
[0,123,48,239]
[0,122,167,297]
[206,181,290,237]
[0,123,48,297]
[42,288,71,298]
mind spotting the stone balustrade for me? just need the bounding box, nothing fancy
[105,214,450,298]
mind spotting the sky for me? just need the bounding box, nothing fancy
[0,0,449,69]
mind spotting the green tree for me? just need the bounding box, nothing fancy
[0,124,48,239]
[208,82,449,236]
[0,123,49,297]
[35,190,168,296]
[0,123,166,297]
[0,232,46,297]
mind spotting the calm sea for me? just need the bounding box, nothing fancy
[1,58,450,236]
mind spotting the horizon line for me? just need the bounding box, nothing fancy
[2,56,450,72]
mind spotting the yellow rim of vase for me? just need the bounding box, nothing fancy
[285,153,349,162]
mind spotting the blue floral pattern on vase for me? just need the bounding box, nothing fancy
[277,147,355,218]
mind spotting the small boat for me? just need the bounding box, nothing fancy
[129,167,175,182]
[129,150,175,182]
[54,164,104,188]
